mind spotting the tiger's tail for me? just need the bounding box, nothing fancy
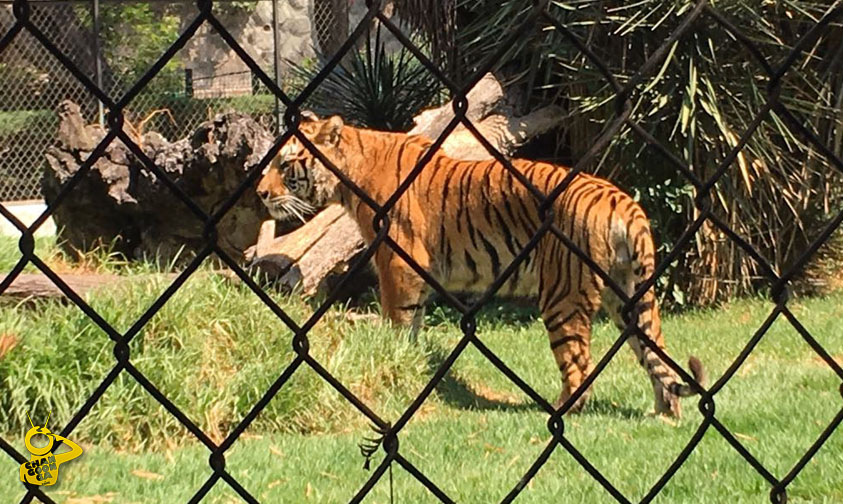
[622,212,707,400]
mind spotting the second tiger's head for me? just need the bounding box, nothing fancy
[256,113,346,222]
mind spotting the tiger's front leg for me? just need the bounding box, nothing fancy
[374,248,430,338]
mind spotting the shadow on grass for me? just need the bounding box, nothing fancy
[425,343,541,412]
[427,344,647,420]
[435,370,542,412]
[425,298,541,328]
[579,397,646,420]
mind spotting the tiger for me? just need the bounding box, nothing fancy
[256,113,706,417]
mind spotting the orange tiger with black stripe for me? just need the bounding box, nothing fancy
[257,113,705,417]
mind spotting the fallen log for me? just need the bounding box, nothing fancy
[244,205,367,297]
[0,273,126,299]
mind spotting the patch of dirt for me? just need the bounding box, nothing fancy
[130,469,164,481]
[810,354,843,368]
[737,355,758,377]
[409,401,439,422]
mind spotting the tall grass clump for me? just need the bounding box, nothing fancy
[0,234,162,275]
[0,271,430,451]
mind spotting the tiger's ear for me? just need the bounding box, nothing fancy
[298,110,321,136]
[301,110,319,122]
[315,115,344,146]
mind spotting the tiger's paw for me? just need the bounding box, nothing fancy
[554,386,592,414]
[654,387,682,418]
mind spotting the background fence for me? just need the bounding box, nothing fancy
[0,0,350,202]
[1,0,843,503]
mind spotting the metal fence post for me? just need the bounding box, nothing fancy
[92,0,104,126]
[271,0,281,135]
[184,68,194,98]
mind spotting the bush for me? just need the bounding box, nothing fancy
[453,0,843,306]
[288,25,444,131]
[0,109,55,138]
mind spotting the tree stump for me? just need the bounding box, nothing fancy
[43,100,275,264]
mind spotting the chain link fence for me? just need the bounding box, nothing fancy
[0,0,349,202]
[1,0,843,503]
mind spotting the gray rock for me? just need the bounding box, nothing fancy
[285,18,312,37]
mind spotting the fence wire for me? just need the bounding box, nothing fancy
[1,0,843,503]
[0,0,326,202]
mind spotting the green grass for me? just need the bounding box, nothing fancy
[1,238,842,502]
[0,234,63,273]
[0,233,185,275]
[0,109,56,138]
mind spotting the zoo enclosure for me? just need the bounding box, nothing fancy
[1,1,843,503]
[0,0,349,202]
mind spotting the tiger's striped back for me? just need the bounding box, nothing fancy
[257,115,705,417]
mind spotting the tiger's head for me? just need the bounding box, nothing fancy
[256,113,346,222]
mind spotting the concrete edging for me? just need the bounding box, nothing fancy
[0,200,56,237]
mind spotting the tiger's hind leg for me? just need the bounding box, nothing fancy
[541,289,601,413]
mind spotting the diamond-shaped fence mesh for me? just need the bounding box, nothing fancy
[0,0,302,202]
[1,0,842,503]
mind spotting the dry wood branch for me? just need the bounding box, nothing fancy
[247,205,366,296]
[137,108,177,137]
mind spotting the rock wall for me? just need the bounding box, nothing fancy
[180,0,408,96]
[181,0,317,96]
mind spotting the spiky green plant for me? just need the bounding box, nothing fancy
[408,0,843,306]
[288,25,443,131]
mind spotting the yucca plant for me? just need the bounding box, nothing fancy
[288,24,443,131]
